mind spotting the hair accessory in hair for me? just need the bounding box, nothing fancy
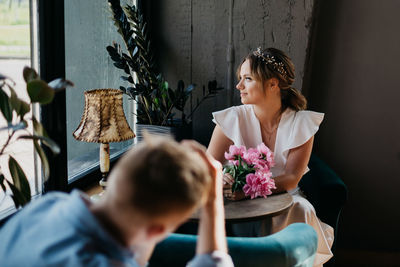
[253,47,287,77]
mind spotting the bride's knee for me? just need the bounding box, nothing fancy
[291,198,316,217]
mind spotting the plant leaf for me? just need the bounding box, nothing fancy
[6,179,30,208]
[32,116,48,137]
[8,156,31,201]
[0,174,7,192]
[27,80,55,104]
[19,135,60,154]
[48,78,74,91]
[177,80,184,92]
[0,73,8,80]
[185,84,196,95]
[34,139,50,180]
[23,66,39,83]
[8,86,30,118]
[0,88,12,122]
[0,121,27,132]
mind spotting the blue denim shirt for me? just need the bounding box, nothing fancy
[0,190,233,267]
[0,190,138,267]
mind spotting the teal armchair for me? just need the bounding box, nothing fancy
[299,154,348,265]
[300,154,347,234]
[149,223,318,267]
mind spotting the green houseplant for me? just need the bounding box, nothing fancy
[0,67,73,208]
[106,0,223,130]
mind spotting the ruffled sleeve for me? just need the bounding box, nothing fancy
[212,106,242,144]
[272,110,324,177]
[212,105,260,146]
[281,110,324,155]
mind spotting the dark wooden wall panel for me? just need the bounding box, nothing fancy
[151,0,315,144]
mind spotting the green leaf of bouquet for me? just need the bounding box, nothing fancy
[6,179,30,208]
[232,183,237,192]
[34,139,50,180]
[223,165,233,173]
[23,66,39,83]
[237,170,246,177]
[8,156,31,199]
[242,160,248,168]
[19,135,60,154]
[0,88,12,122]
[27,80,55,104]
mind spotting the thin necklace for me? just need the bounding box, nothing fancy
[261,124,278,143]
[261,114,281,143]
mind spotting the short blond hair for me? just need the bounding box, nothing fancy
[111,135,211,217]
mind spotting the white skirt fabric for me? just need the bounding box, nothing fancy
[231,191,334,267]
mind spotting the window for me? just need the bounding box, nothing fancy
[0,0,39,218]
[65,0,135,183]
[1,0,137,218]
[33,0,137,192]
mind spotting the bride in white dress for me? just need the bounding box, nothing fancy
[207,47,334,266]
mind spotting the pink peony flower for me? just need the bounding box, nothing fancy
[253,158,270,172]
[242,148,260,165]
[223,143,275,199]
[255,169,272,179]
[224,145,246,161]
[257,143,275,168]
[242,173,259,199]
[243,171,276,199]
[257,143,270,155]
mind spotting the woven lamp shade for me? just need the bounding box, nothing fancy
[73,89,135,143]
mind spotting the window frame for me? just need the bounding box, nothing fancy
[38,0,68,192]
[39,0,140,193]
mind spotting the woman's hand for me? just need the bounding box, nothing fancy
[223,173,246,201]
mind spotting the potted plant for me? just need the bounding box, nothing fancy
[0,67,73,208]
[106,0,223,140]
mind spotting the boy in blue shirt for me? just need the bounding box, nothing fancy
[0,135,233,267]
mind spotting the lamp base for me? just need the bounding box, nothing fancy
[90,172,108,202]
[99,174,108,189]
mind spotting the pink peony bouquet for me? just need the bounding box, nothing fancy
[223,143,276,199]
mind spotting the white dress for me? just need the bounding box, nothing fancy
[212,105,334,267]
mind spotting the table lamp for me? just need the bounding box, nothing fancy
[73,89,135,198]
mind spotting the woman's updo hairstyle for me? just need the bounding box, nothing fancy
[237,47,307,111]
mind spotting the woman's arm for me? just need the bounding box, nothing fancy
[273,136,314,193]
[207,125,233,163]
[208,125,246,201]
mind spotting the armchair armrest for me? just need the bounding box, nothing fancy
[149,223,318,267]
[299,154,348,227]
